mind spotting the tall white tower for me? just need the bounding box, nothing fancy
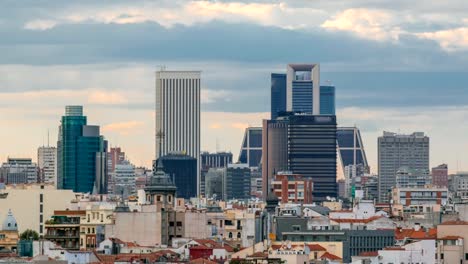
[155,70,201,195]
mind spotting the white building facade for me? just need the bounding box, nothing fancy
[155,70,201,194]
[38,146,57,184]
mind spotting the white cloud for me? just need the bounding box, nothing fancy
[416,27,468,51]
[24,19,57,30]
[321,8,402,41]
[201,89,231,104]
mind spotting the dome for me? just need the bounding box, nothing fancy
[2,209,17,231]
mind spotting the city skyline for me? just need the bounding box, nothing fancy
[1,1,468,174]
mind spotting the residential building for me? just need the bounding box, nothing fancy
[351,174,379,201]
[432,163,448,188]
[378,131,429,202]
[200,152,232,196]
[225,163,251,200]
[271,171,313,204]
[155,70,201,195]
[0,184,76,237]
[395,166,431,188]
[80,205,114,250]
[157,153,197,199]
[107,147,126,194]
[45,210,84,250]
[0,158,38,184]
[37,146,57,184]
[238,127,262,168]
[436,220,468,264]
[57,105,108,194]
[337,179,346,198]
[391,187,448,221]
[263,113,337,201]
[344,163,368,198]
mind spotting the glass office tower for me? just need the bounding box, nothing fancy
[57,106,108,193]
[238,127,262,167]
[271,73,287,120]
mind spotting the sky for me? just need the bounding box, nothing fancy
[1,0,468,173]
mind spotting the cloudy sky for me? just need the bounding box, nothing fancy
[1,0,468,173]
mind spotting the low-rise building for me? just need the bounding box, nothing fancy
[436,220,468,264]
[0,210,19,252]
[391,187,448,222]
[45,210,84,250]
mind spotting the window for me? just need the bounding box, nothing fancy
[465,253,468,260]
[40,215,43,223]
[0,234,5,239]
[39,225,43,234]
[39,194,43,203]
[229,232,233,238]
[440,253,444,260]
[169,222,174,227]
[237,232,241,239]
[176,222,182,227]
[40,204,43,213]
[292,225,301,231]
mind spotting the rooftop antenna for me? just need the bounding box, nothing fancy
[47,129,50,147]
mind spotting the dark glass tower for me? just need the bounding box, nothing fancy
[157,153,197,199]
[271,73,287,119]
[238,127,262,167]
[57,106,108,193]
[263,113,337,201]
[320,85,336,115]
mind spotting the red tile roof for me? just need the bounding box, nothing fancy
[439,220,468,225]
[248,252,268,258]
[439,236,463,240]
[306,244,326,251]
[190,258,218,264]
[395,228,437,240]
[320,252,342,260]
[359,251,379,257]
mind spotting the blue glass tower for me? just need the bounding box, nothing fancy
[57,106,108,194]
[238,127,262,167]
[271,73,287,120]
[320,85,335,115]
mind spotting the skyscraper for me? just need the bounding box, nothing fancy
[155,70,201,195]
[337,127,369,171]
[38,146,57,184]
[262,113,337,201]
[225,163,251,200]
[271,73,287,119]
[200,151,232,196]
[378,131,429,202]
[271,64,336,118]
[57,106,108,194]
[238,127,262,167]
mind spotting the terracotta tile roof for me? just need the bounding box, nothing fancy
[190,258,218,264]
[330,215,383,223]
[53,210,86,216]
[97,255,117,262]
[395,228,437,240]
[320,252,342,260]
[248,252,268,258]
[306,244,326,251]
[439,236,463,240]
[439,220,468,225]
[359,251,379,257]
[190,245,212,250]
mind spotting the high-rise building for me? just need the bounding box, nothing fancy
[238,127,262,167]
[155,70,201,195]
[57,106,108,194]
[432,164,448,188]
[271,73,287,120]
[38,146,57,184]
[200,151,232,196]
[225,163,251,200]
[270,64,336,117]
[205,168,225,200]
[378,131,429,202]
[263,113,337,201]
[157,153,197,199]
[0,158,38,184]
[337,127,369,172]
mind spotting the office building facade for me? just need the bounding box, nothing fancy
[337,127,369,174]
[0,158,38,184]
[263,113,337,201]
[38,146,57,184]
[200,151,232,196]
[225,163,251,200]
[271,64,335,118]
[395,167,431,188]
[238,127,262,168]
[155,70,201,195]
[157,153,197,199]
[57,106,108,194]
[111,161,136,198]
[378,132,429,202]
[205,168,225,200]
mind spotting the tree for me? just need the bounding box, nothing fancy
[20,229,39,241]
